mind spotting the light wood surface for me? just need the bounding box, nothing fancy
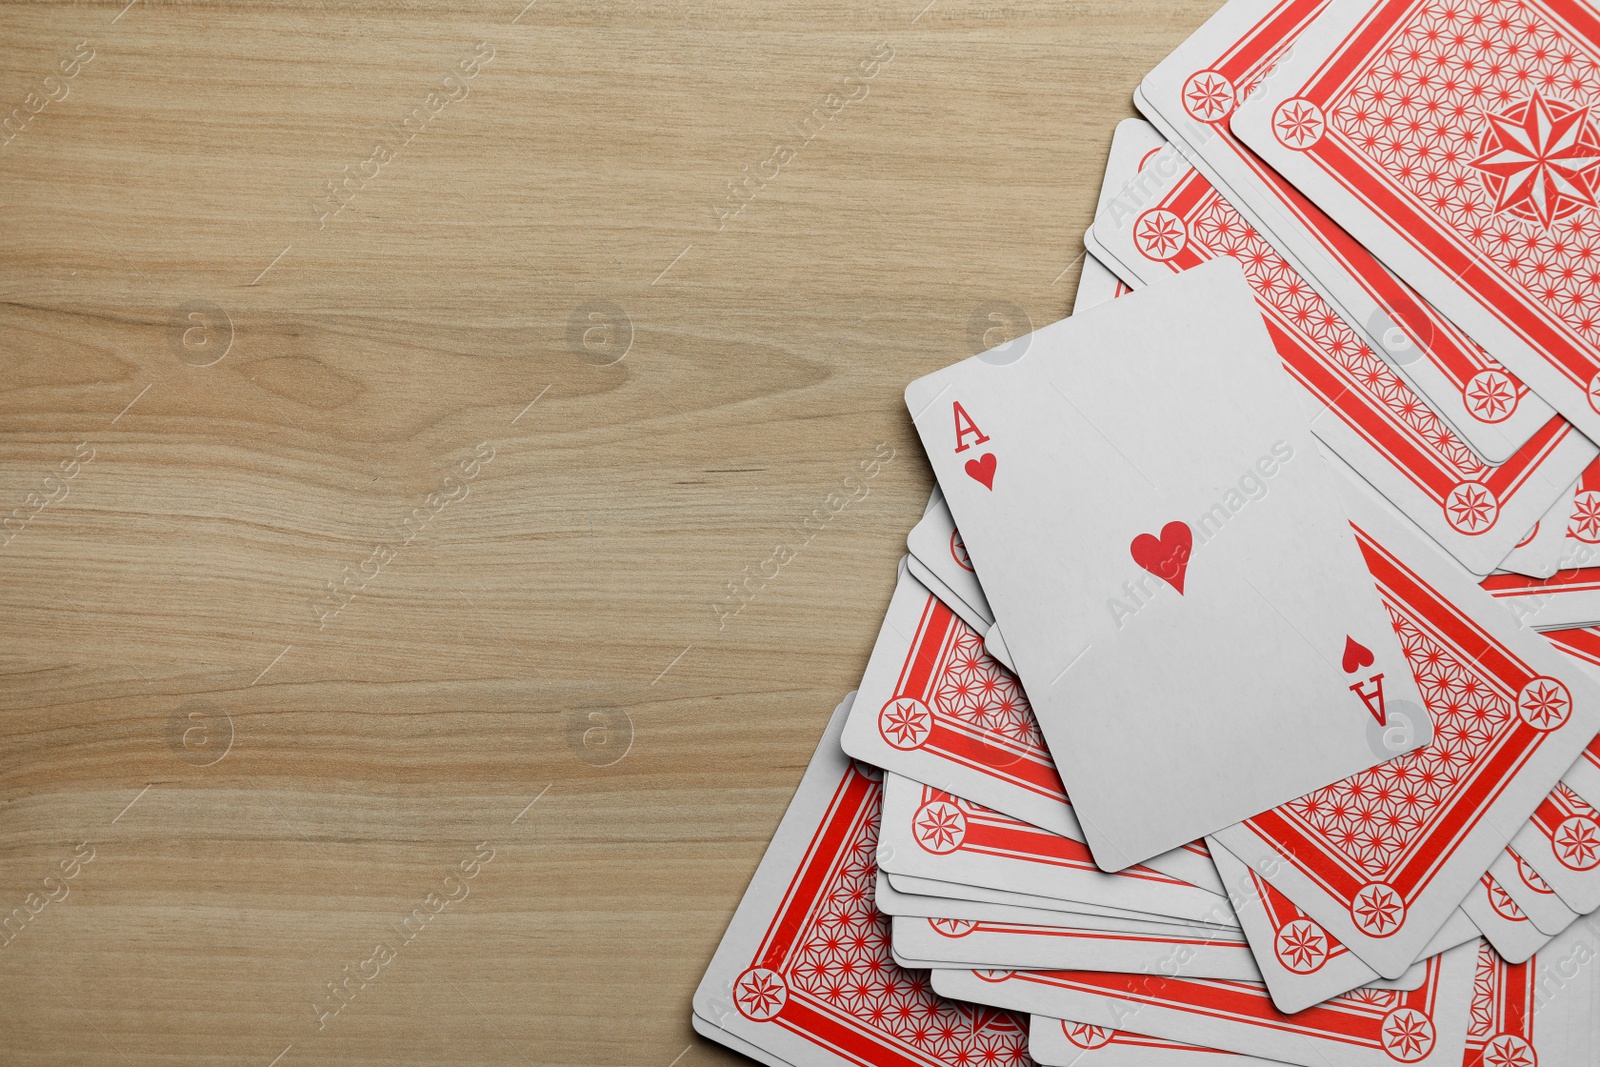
[0,2,1220,1063]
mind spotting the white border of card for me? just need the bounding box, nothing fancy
[905,257,1428,871]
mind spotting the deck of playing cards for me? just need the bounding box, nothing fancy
[693,4,1600,1065]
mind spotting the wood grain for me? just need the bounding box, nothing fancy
[0,2,1219,1063]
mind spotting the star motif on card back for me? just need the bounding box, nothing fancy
[1470,89,1600,228]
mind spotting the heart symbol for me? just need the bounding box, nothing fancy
[1341,636,1375,675]
[965,453,997,490]
[1129,521,1193,595]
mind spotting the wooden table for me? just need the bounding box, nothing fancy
[0,2,1218,1062]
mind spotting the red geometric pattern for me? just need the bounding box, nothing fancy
[1282,600,1513,877]
[930,625,1042,753]
[1551,783,1600,868]
[1484,874,1527,921]
[1463,940,1535,1067]
[1329,0,1600,349]
[1183,190,1491,489]
[776,769,1033,1067]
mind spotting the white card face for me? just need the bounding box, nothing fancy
[1135,0,1562,466]
[875,773,1236,926]
[1207,837,1440,1014]
[906,258,1427,871]
[1213,458,1600,977]
[1090,132,1594,576]
[932,939,1481,1067]
[906,499,994,626]
[889,913,1260,980]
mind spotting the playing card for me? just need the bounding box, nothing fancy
[1459,870,1559,964]
[890,913,1261,980]
[1495,476,1582,580]
[692,1013,794,1067]
[1137,0,1563,466]
[906,554,993,636]
[1509,783,1600,913]
[906,257,1430,871]
[1029,932,1600,1067]
[984,624,1016,673]
[1212,463,1600,976]
[692,693,1037,1067]
[1031,1016,1273,1067]
[1490,848,1579,937]
[1482,458,1600,628]
[1459,922,1600,1067]
[907,500,994,628]
[841,565,1225,894]
[1091,133,1594,576]
[875,774,1236,926]
[883,873,1241,932]
[874,871,1231,930]
[1229,0,1600,446]
[931,938,1480,1067]
[1208,836,1463,1012]
[1073,252,1130,315]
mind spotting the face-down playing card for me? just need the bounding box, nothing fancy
[692,693,1036,1067]
[933,937,1480,1067]
[905,258,1428,872]
[1229,0,1600,449]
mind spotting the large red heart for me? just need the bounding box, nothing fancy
[965,453,997,490]
[1130,521,1193,595]
[1341,636,1375,674]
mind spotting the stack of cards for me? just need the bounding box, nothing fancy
[695,3,1600,1065]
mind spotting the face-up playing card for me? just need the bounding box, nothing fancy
[889,913,1261,980]
[1495,475,1582,579]
[1459,869,1559,964]
[692,693,1037,1067]
[1212,459,1600,977]
[1091,131,1595,576]
[1228,0,1600,446]
[1206,837,1464,1013]
[1482,457,1600,628]
[875,773,1236,926]
[907,501,994,628]
[1489,847,1579,937]
[906,258,1429,872]
[1137,0,1565,467]
[842,566,1225,894]
[932,938,1480,1067]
